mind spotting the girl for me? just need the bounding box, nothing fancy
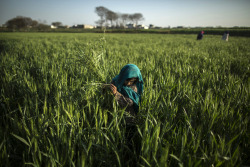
[108,64,143,164]
[109,64,144,124]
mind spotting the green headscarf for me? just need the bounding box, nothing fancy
[112,64,143,113]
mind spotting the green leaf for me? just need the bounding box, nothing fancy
[11,133,30,147]
[140,155,151,167]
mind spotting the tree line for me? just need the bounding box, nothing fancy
[95,6,144,28]
[4,16,52,30]
[4,16,67,30]
[3,6,144,30]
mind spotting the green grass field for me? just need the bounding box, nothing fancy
[0,33,249,166]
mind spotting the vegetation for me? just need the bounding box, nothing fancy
[95,6,144,28]
[1,27,250,37]
[0,33,249,166]
[2,15,250,37]
[4,16,50,31]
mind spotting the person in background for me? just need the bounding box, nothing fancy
[222,31,229,41]
[197,31,204,40]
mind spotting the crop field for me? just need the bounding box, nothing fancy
[0,32,249,166]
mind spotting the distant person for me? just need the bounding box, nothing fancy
[222,31,229,41]
[197,31,204,40]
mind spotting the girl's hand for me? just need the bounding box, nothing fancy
[110,84,117,95]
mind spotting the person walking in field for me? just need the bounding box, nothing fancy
[197,30,204,40]
[222,31,229,41]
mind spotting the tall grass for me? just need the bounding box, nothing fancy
[0,33,249,166]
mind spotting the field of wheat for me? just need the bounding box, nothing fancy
[0,32,249,166]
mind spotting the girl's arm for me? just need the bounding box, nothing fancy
[110,81,134,108]
[114,91,134,108]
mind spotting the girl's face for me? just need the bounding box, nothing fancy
[124,78,137,86]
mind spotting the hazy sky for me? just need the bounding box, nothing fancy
[1,0,250,27]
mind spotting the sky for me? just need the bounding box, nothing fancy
[0,0,250,28]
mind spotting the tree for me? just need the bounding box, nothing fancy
[95,6,109,27]
[94,6,145,28]
[31,20,38,27]
[52,22,62,27]
[5,16,33,29]
[128,14,135,24]
[5,16,50,31]
[106,10,118,27]
[133,13,144,26]
[36,23,50,30]
[121,14,129,27]
[95,19,105,28]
